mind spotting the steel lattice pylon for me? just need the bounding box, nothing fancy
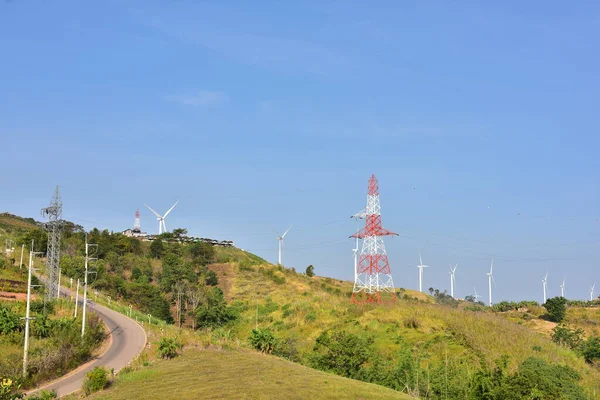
[351,175,398,304]
[41,186,63,301]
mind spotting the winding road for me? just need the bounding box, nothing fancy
[27,287,147,398]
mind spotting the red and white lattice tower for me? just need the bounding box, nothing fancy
[351,174,398,304]
[133,209,141,232]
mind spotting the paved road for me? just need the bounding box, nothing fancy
[28,288,147,398]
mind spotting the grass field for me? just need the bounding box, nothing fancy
[89,349,412,400]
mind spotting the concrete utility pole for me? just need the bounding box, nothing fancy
[56,268,61,300]
[74,279,80,318]
[81,235,98,338]
[23,241,44,378]
[19,244,24,270]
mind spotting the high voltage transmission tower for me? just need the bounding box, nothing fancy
[350,175,398,304]
[41,186,63,301]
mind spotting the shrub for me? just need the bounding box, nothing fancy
[249,328,277,354]
[543,296,567,323]
[305,265,314,277]
[205,270,219,286]
[551,325,584,350]
[28,390,57,400]
[0,377,24,400]
[403,315,420,329]
[0,305,22,335]
[82,367,109,395]
[157,337,183,359]
[195,287,236,329]
[310,331,374,379]
[580,336,600,364]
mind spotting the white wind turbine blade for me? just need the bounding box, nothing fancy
[419,249,423,266]
[282,225,292,239]
[489,258,494,275]
[144,204,163,219]
[452,263,458,273]
[163,200,179,218]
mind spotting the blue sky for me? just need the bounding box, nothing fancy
[1,1,598,302]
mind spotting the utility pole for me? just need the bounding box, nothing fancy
[81,235,98,338]
[74,278,80,318]
[19,244,24,270]
[23,241,44,378]
[56,268,61,300]
[41,186,63,301]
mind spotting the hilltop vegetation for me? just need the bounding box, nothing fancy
[2,214,600,399]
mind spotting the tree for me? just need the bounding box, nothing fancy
[195,287,236,329]
[150,238,165,259]
[188,242,215,265]
[172,228,188,240]
[580,336,600,364]
[310,330,374,379]
[205,270,219,286]
[551,325,584,350]
[305,265,315,277]
[543,296,567,323]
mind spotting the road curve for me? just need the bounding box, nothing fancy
[28,293,147,398]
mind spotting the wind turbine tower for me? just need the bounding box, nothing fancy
[416,250,430,292]
[276,226,291,265]
[590,283,596,302]
[487,259,495,306]
[351,210,366,284]
[449,263,458,298]
[560,277,566,298]
[144,201,179,234]
[350,174,398,304]
[542,272,548,303]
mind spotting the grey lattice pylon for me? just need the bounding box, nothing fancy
[41,186,63,301]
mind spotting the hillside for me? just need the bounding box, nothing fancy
[2,216,600,398]
[88,349,411,400]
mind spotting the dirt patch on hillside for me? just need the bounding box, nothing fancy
[0,291,30,301]
[527,318,557,336]
[208,263,234,299]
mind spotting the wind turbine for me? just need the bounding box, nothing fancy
[590,283,596,302]
[560,277,565,298]
[473,287,482,303]
[417,250,429,292]
[144,201,179,234]
[487,259,496,306]
[449,263,458,298]
[350,210,366,282]
[542,272,548,304]
[276,226,291,266]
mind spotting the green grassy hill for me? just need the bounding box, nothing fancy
[2,214,600,399]
[89,349,411,400]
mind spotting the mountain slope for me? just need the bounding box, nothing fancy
[89,349,411,400]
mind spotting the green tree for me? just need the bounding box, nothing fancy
[160,254,185,291]
[172,228,188,240]
[580,336,600,364]
[305,265,315,277]
[188,242,215,265]
[310,331,374,379]
[195,287,236,329]
[205,270,218,286]
[150,238,165,259]
[551,325,584,350]
[543,296,567,323]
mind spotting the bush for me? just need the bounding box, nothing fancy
[543,296,567,323]
[551,325,584,350]
[82,367,109,395]
[205,270,219,286]
[157,337,182,359]
[0,305,22,335]
[580,336,600,364]
[305,265,314,277]
[249,328,277,354]
[28,390,57,400]
[195,287,236,329]
[310,331,374,379]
